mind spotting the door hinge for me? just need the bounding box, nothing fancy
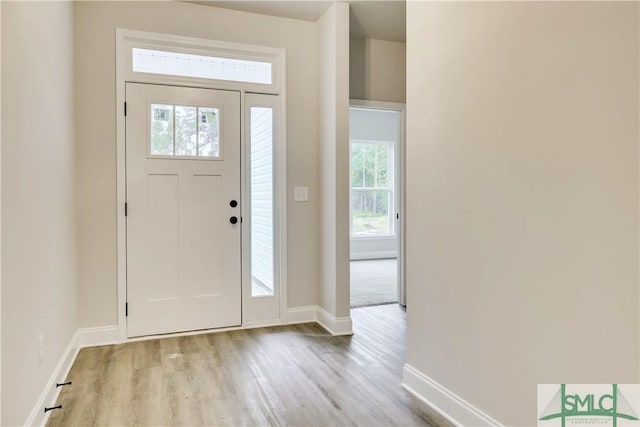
[125,203,128,217]
[125,302,128,317]
[124,102,127,116]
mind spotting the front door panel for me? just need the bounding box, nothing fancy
[126,83,241,337]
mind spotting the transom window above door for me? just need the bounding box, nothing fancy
[133,48,273,85]
[150,103,221,158]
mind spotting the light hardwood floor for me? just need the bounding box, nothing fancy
[47,304,450,426]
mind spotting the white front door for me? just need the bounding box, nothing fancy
[125,83,241,337]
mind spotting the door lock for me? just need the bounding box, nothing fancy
[230,200,238,208]
[230,216,238,224]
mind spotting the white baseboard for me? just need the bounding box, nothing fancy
[241,319,283,329]
[316,307,353,336]
[402,364,503,427]
[286,306,318,324]
[24,332,79,427]
[75,325,118,348]
[287,306,353,336]
[25,325,119,426]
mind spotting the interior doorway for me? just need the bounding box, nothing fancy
[349,101,406,308]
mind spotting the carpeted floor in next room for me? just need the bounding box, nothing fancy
[350,258,398,308]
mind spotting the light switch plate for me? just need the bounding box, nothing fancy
[294,186,309,202]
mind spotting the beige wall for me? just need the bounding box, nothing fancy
[1,2,78,425]
[405,2,639,424]
[317,3,350,319]
[350,37,405,103]
[75,1,319,327]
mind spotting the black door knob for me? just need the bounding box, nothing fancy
[230,216,238,224]
[230,200,238,208]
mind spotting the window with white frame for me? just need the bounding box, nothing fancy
[350,139,394,237]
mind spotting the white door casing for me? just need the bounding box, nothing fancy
[243,93,281,323]
[349,99,406,306]
[116,30,288,342]
[126,83,241,337]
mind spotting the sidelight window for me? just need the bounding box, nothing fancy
[249,106,275,297]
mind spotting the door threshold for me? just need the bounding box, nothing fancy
[125,318,283,343]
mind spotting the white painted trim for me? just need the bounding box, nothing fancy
[289,306,355,333]
[401,364,504,427]
[24,333,79,427]
[116,29,287,342]
[125,324,273,343]
[116,28,128,344]
[350,234,397,241]
[398,106,407,306]
[350,250,398,261]
[75,326,119,348]
[277,51,289,325]
[107,308,331,344]
[349,98,407,306]
[24,326,121,426]
[350,98,406,111]
[101,306,344,343]
[93,306,324,346]
[119,29,283,94]
[286,306,318,324]
[240,319,283,329]
[637,2,640,386]
[242,93,285,323]
[0,3,3,423]
[316,307,353,336]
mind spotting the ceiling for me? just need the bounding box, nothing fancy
[188,1,406,43]
[349,1,405,42]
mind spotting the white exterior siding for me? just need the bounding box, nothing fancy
[250,107,274,292]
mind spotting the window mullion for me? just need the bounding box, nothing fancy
[196,107,200,156]
[172,105,176,155]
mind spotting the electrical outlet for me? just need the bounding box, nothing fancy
[294,186,309,202]
[38,334,44,366]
